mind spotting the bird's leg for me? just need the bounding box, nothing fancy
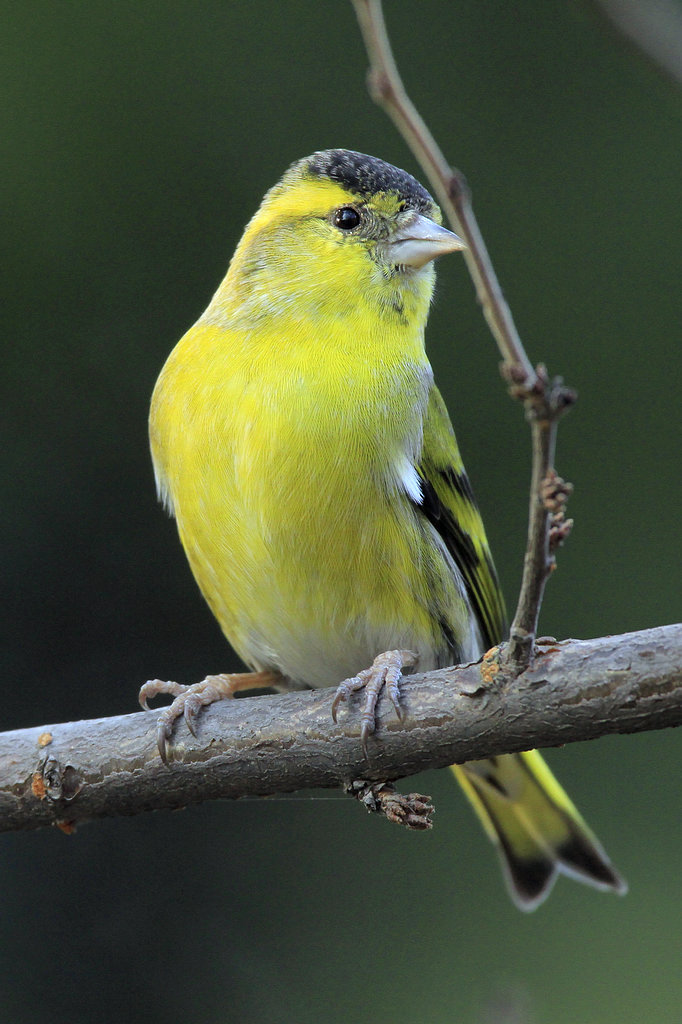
[331,649,417,756]
[139,670,280,763]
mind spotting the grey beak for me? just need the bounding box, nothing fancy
[385,213,466,268]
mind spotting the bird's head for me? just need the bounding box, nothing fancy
[216,149,464,330]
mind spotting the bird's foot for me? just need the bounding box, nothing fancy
[139,670,279,763]
[331,649,417,756]
[346,780,434,831]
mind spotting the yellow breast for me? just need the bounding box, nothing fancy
[149,308,463,685]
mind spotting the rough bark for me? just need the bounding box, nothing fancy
[1,624,680,834]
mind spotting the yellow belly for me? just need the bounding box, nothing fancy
[150,319,475,686]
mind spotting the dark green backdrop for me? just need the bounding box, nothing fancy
[3,2,681,1022]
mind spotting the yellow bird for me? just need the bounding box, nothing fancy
[143,149,626,910]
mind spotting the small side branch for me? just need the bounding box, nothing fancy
[1,624,680,834]
[505,368,577,667]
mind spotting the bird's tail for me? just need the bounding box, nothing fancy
[452,750,627,911]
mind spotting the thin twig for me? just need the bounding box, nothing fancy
[1,625,681,834]
[351,0,576,670]
[352,0,533,382]
[504,369,576,665]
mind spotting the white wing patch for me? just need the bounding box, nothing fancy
[397,457,422,504]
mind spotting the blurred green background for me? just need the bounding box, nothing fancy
[2,1,681,1021]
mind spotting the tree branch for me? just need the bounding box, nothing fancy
[2,624,680,834]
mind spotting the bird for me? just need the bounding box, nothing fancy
[142,148,627,910]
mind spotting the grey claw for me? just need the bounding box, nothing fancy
[157,726,170,765]
[360,720,373,760]
[184,706,199,738]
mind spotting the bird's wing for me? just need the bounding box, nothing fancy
[415,385,507,650]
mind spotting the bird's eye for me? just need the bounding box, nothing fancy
[332,206,362,231]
